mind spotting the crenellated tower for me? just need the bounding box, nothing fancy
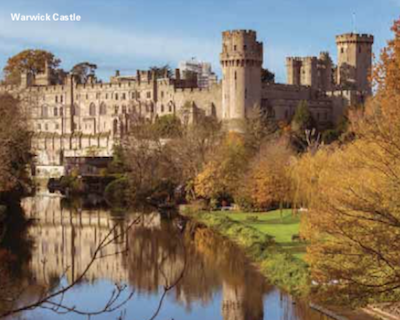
[336,33,374,93]
[220,30,263,129]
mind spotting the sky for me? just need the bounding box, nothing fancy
[0,0,398,82]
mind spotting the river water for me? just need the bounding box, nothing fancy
[0,193,329,320]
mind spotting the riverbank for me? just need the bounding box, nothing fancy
[181,208,310,296]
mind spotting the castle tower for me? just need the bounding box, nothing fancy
[300,57,318,89]
[286,58,302,86]
[318,52,333,91]
[220,30,263,129]
[336,33,374,93]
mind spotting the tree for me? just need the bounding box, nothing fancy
[0,94,32,193]
[237,139,293,211]
[154,115,182,138]
[3,50,61,85]
[194,133,248,204]
[290,101,316,151]
[261,68,275,83]
[292,18,400,304]
[71,62,97,84]
[149,64,172,78]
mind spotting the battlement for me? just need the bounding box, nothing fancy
[336,33,374,44]
[222,29,257,39]
[286,56,317,63]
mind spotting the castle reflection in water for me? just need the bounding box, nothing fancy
[21,193,321,320]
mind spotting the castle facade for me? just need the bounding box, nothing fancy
[0,30,374,177]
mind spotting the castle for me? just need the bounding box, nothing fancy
[0,30,374,177]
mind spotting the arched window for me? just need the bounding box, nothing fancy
[54,107,58,116]
[89,103,96,116]
[55,95,58,103]
[168,104,172,112]
[100,102,107,115]
[60,107,64,116]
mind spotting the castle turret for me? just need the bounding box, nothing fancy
[220,30,263,130]
[286,57,302,86]
[336,33,374,93]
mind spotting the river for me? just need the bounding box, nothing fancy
[0,192,329,320]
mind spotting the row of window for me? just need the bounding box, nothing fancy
[75,91,154,101]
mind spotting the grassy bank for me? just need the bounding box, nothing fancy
[182,208,310,296]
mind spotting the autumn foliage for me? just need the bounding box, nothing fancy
[292,18,400,303]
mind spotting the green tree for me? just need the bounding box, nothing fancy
[71,62,97,84]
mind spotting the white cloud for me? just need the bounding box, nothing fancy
[0,13,221,71]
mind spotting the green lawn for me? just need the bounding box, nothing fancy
[220,209,307,260]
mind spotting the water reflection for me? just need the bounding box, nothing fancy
[0,193,328,320]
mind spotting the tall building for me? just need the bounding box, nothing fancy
[178,59,218,89]
[220,30,263,129]
[336,33,374,94]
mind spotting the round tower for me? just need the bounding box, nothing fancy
[220,30,263,130]
[336,33,374,93]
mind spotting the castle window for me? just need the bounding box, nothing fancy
[137,92,141,99]
[122,93,126,100]
[168,104,172,112]
[60,95,63,103]
[234,45,237,51]
[41,106,48,117]
[147,92,151,99]
[161,91,164,98]
[161,105,164,112]
[122,105,127,114]
[341,48,344,54]
[89,103,96,116]
[115,93,119,100]
[100,102,107,115]
[114,106,119,114]
[60,107,63,116]
[55,96,58,103]
[132,92,135,99]
[235,71,237,80]
[54,107,58,116]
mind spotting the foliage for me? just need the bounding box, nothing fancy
[290,101,317,151]
[194,133,248,203]
[237,140,294,211]
[291,19,400,304]
[71,62,97,84]
[3,49,61,85]
[104,178,130,207]
[149,64,172,78]
[0,94,32,193]
[154,115,182,138]
[261,68,275,83]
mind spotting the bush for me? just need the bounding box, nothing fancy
[104,178,130,207]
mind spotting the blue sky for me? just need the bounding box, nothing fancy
[0,0,398,82]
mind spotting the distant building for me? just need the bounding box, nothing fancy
[178,59,218,89]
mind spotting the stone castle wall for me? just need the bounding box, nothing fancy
[0,29,374,177]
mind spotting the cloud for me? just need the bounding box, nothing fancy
[0,13,221,74]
